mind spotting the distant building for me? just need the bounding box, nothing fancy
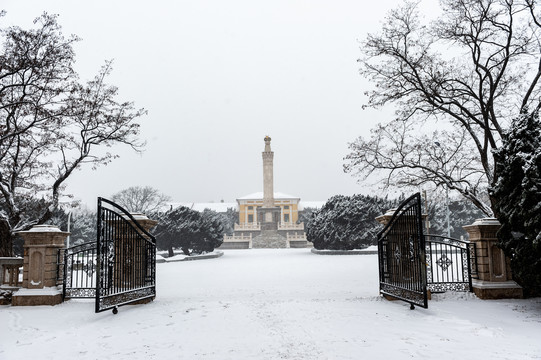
[170,137,324,249]
[220,136,308,249]
[169,198,323,217]
[236,192,300,226]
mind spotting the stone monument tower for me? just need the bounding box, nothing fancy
[262,136,275,210]
[253,136,287,248]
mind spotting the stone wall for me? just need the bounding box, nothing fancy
[219,241,250,249]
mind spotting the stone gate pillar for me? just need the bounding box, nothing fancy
[463,218,523,299]
[375,209,397,227]
[12,225,69,306]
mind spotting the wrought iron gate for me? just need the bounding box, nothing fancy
[60,242,98,300]
[425,235,477,293]
[96,197,156,313]
[377,193,428,309]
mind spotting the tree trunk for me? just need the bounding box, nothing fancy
[488,191,501,220]
[168,246,174,258]
[181,247,191,256]
[0,220,13,257]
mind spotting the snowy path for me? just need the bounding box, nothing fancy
[1,249,540,359]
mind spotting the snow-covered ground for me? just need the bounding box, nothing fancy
[1,249,540,359]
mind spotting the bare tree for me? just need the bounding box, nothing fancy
[345,121,491,215]
[0,14,146,256]
[111,186,171,214]
[344,0,541,216]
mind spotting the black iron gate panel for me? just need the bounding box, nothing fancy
[96,197,156,313]
[425,235,477,293]
[60,242,98,299]
[377,193,427,309]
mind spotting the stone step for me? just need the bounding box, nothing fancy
[252,231,287,249]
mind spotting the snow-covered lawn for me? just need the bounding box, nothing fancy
[1,249,540,359]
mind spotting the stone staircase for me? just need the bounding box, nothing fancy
[252,231,288,248]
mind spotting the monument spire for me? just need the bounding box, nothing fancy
[262,135,274,208]
[222,135,307,249]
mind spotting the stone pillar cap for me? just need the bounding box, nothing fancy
[122,213,150,221]
[22,224,63,233]
[470,218,501,226]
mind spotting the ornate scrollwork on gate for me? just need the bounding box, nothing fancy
[107,241,115,265]
[98,286,155,309]
[425,235,474,293]
[61,241,99,300]
[394,247,401,262]
[83,261,96,276]
[436,254,453,271]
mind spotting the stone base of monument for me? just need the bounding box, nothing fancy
[12,287,63,306]
[252,231,288,248]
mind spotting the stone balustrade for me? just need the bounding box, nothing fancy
[286,232,308,248]
[234,223,261,231]
[279,222,305,231]
[224,233,253,241]
[286,233,307,241]
[233,222,305,231]
[221,233,252,249]
[0,257,23,287]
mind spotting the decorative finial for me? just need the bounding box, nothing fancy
[263,135,272,152]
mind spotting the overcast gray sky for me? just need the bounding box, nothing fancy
[3,0,412,206]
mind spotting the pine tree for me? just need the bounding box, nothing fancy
[152,206,224,256]
[491,111,541,296]
[427,197,484,239]
[191,209,224,254]
[306,195,395,250]
[220,208,238,236]
[298,207,317,233]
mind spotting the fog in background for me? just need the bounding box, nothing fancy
[2,0,424,207]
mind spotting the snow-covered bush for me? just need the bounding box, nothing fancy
[306,195,394,250]
[219,208,238,236]
[191,209,225,254]
[153,206,223,256]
